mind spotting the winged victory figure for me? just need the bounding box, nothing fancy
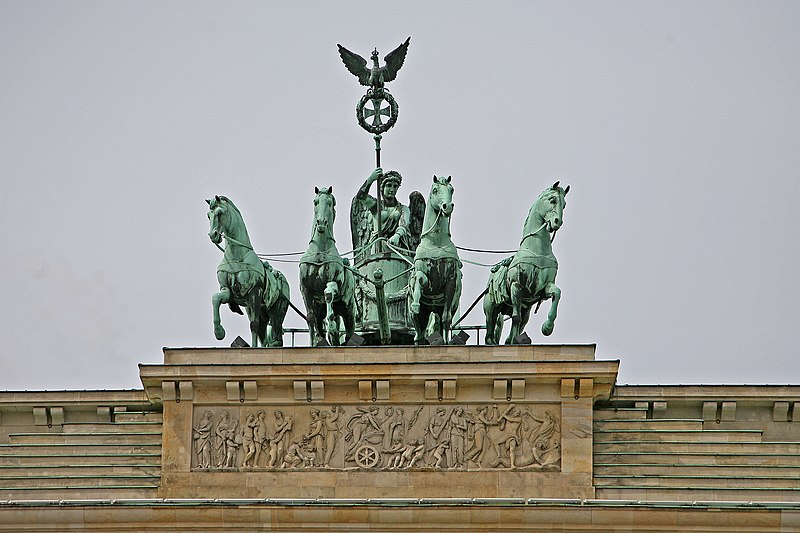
[337,37,411,94]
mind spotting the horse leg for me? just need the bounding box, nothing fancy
[324,282,340,346]
[483,292,498,345]
[268,299,288,347]
[415,306,432,345]
[441,283,456,342]
[300,284,318,346]
[212,278,231,341]
[268,278,290,347]
[507,280,523,345]
[442,266,462,343]
[410,268,427,316]
[541,281,561,336]
[342,302,356,343]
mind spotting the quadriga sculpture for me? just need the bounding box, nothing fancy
[483,182,569,344]
[299,187,357,346]
[408,176,462,344]
[206,195,290,347]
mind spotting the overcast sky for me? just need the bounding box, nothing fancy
[1,1,798,390]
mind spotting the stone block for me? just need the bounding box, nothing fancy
[292,381,306,401]
[179,381,194,401]
[227,381,241,401]
[442,379,456,400]
[33,406,47,426]
[358,380,372,400]
[720,400,736,421]
[652,401,667,419]
[310,380,324,401]
[424,380,438,400]
[561,378,576,398]
[578,378,593,398]
[162,381,177,401]
[511,379,525,399]
[376,380,389,400]
[50,406,64,426]
[702,401,718,421]
[773,401,789,422]
[243,381,257,401]
[493,379,507,400]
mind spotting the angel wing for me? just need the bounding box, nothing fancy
[350,196,373,262]
[337,44,370,86]
[382,37,411,83]
[407,190,425,252]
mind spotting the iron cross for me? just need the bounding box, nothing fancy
[363,97,391,127]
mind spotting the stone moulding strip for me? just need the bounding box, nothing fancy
[0,497,798,510]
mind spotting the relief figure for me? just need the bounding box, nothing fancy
[321,406,343,467]
[192,410,215,469]
[215,411,240,469]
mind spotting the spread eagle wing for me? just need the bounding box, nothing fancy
[337,44,370,86]
[382,37,411,83]
[350,195,373,263]
[407,190,425,253]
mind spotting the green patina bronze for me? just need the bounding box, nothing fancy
[206,196,290,347]
[483,183,569,343]
[201,40,572,348]
[408,176,463,344]
[339,38,408,136]
[349,168,425,345]
[299,187,357,346]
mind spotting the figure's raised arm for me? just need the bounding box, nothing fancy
[356,167,383,211]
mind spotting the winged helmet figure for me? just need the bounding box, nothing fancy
[337,37,411,94]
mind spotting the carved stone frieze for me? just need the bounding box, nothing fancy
[191,404,561,472]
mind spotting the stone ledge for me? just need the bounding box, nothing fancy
[162,344,599,365]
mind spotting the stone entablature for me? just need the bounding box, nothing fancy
[0,346,799,530]
[139,344,618,500]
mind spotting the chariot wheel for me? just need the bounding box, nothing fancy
[354,444,380,468]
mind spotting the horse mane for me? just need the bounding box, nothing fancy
[216,195,243,222]
[522,187,563,230]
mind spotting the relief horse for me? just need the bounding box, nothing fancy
[207,195,290,347]
[299,187,356,346]
[408,176,462,344]
[483,182,569,344]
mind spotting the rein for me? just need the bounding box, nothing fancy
[419,208,442,239]
[519,221,549,246]
[213,232,254,254]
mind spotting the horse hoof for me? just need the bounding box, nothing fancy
[214,325,226,340]
[541,321,554,336]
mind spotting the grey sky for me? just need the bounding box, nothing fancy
[1,1,798,390]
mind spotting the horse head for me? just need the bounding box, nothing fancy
[535,181,569,233]
[312,186,336,237]
[429,175,454,217]
[206,195,231,245]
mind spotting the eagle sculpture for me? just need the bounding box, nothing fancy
[337,37,411,94]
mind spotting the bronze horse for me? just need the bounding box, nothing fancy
[207,196,289,347]
[483,182,569,344]
[299,187,357,346]
[408,176,462,344]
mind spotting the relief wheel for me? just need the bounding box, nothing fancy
[354,444,380,468]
